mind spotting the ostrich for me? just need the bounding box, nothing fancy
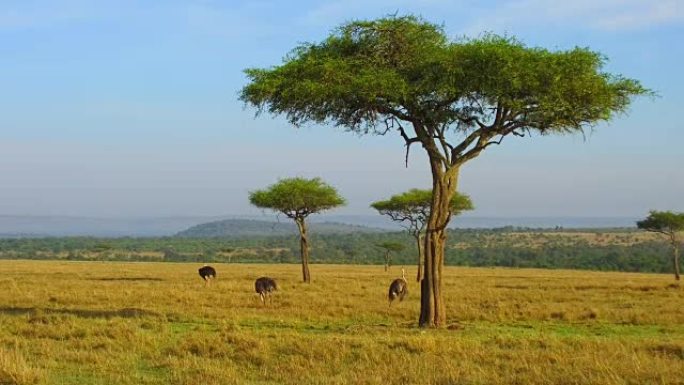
[388,268,408,306]
[198,265,216,286]
[255,277,278,304]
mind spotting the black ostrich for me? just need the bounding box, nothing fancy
[255,277,278,304]
[198,265,216,286]
[388,268,408,306]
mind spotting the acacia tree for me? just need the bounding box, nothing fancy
[372,189,473,281]
[249,177,345,283]
[637,211,684,281]
[376,241,405,272]
[240,16,649,327]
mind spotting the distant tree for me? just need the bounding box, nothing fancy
[372,189,473,281]
[637,211,684,281]
[249,177,345,283]
[240,15,649,327]
[376,241,405,271]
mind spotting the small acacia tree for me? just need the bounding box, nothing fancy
[241,16,649,327]
[376,241,405,272]
[249,177,345,283]
[637,211,684,281]
[372,189,473,281]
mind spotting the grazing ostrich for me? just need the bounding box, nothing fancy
[255,277,278,304]
[388,268,408,307]
[198,265,216,286]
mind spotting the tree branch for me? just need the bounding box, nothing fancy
[450,127,486,162]
[434,124,453,165]
[376,105,415,124]
[457,115,487,130]
[394,119,420,168]
[454,122,527,165]
[413,122,448,168]
[645,228,674,237]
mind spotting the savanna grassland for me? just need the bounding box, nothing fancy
[1,261,683,385]
[0,229,673,274]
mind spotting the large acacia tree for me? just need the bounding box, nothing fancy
[637,211,684,281]
[240,16,649,327]
[249,177,345,283]
[372,189,473,281]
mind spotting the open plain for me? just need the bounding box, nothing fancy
[0,261,682,385]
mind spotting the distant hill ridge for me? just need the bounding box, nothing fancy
[175,219,387,238]
[0,215,638,238]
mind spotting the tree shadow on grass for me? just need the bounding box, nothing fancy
[0,306,161,319]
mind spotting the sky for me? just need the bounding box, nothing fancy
[0,0,682,219]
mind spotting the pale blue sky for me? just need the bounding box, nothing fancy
[1,0,682,218]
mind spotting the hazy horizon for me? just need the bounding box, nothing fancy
[2,1,682,219]
[0,213,643,238]
[0,213,643,220]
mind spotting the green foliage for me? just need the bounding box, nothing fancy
[241,15,649,139]
[637,211,684,234]
[376,241,405,253]
[249,177,345,219]
[371,189,473,238]
[0,230,677,274]
[637,210,684,280]
[371,189,473,220]
[241,14,649,321]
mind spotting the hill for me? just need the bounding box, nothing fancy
[0,215,640,237]
[0,215,226,237]
[175,219,387,238]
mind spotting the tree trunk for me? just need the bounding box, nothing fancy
[415,233,424,282]
[673,243,681,281]
[419,160,459,328]
[384,250,390,272]
[295,218,311,283]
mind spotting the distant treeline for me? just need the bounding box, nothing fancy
[0,228,674,274]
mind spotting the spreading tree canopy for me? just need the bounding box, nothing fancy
[637,211,684,281]
[372,189,473,227]
[372,189,473,281]
[249,177,345,282]
[241,15,649,327]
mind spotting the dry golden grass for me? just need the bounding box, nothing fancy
[0,261,682,384]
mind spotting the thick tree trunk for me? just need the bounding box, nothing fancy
[419,160,459,328]
[415,233,424,282]
[295,218,311,283]
[673,243,681,281]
